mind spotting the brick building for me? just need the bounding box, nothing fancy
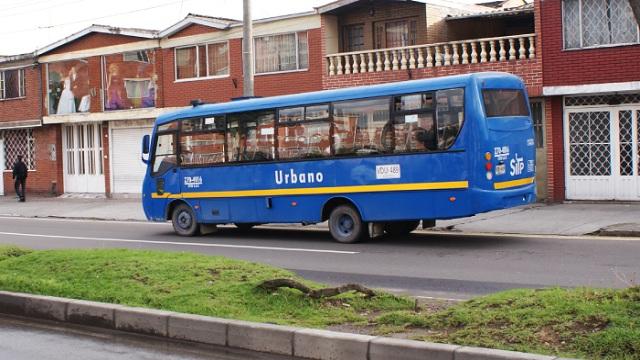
[541,0,640,201]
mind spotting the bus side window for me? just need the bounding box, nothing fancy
[152,133,177,175]
[333,98,391,156]
[277,104,331,160]
[436,88,465,150]
[392,93,436,153]
[179,118,226,166]
[227,111,275,162]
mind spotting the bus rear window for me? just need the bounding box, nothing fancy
[483,90,528,117]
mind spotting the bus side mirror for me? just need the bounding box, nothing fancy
[141,134,150,164]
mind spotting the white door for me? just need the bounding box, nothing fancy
[62,124,105,193]
[0,139,4,196]
[111,126,152,194]
[565,106,640,200]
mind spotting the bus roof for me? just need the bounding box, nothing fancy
[155,72,524,126]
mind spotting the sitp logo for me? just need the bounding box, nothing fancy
[510,153,524,176]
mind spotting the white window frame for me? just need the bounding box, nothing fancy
[562,0,640,50]
[0,68,26,100]
[174,41,230,82]
[254,31,309,75]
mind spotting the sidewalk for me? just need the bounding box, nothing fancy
[1,195,640,237]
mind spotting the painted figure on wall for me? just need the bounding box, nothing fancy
[48,60,90,115]
[56,67,77,114]
[104,50,158,111]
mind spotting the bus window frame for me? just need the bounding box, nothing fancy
[151,121,180,177]
[276,103,332,160]
[434,87,465,151]
[178,116,228,168]
[226,110,277,164]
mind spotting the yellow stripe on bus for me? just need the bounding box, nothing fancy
[493,177,535,190]
[152,180,470,199]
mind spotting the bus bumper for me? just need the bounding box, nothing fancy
[470,183,537,214]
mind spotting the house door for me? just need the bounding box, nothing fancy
[565,107,640,200]
[62,124,105,193]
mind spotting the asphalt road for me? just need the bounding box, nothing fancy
[0,216,638,299]
[0,315,299,360]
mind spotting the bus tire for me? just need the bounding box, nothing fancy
[328,205,365,244]
[235,223,256,232]
[384,220,420,237]
[172,203,200,237]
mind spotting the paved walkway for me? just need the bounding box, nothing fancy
[1,195,639,237]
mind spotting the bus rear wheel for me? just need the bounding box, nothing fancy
[328,205,365,244]
[172,203,200,237]
[384,220,420,237]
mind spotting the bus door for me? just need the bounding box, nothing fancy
[150,131,181,218]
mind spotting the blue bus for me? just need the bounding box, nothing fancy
[141,72,535,243]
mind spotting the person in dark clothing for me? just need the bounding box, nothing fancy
[12,155,27,202]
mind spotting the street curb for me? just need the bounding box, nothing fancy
[0,290,579,360]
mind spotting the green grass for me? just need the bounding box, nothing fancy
[1,245,638,359]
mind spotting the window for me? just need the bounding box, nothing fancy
[436,89,465,150]
[1,129,35,171]
[152,132,177,175]
[333,98,392,155]
[227,111,275,162]
[393,94,437,152]
[278,105,331,160]
[0,68,25,100]
[123,51,150,62]
[255,32,309,74]
[175,42,229,80]
[344,24,364,52]
[483,90,529,117]
[563,0,639,49]
[531,101,544,149]
[180,118,226,166]
[374,18,417,49]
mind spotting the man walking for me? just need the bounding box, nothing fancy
[12,155,27,202]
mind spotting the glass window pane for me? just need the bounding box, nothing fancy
[483,89,529,117]
[198,45,207,77]
[305,105,329,120]
[563,0,581,48]
[207,43,229,76]
[394,113,436,153]
[298,32,309,70]
[182,117,225,132]
[158,121,179,132]
[436,88,465,150]
[227,111,275,162]
[180,132,226,166]
[4,69,21,99]
[333,98,392,156]
[153,133,177,174]
[394,93,433,111]
[279,107,304,122]
[176,47,197,79]
[255,33,297,73]
[278,122,331,159]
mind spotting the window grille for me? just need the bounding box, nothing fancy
[1,129,35,170]
[565,94,640,107]
[563,0,639,49]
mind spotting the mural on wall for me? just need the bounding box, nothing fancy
[103,50,158,111]
[48,59,91,115]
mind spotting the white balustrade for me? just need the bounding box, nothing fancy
[326,34,537,76]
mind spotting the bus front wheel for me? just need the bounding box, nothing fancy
[329,205,365,243]
[172,203,200,237]
[384,220,420,237]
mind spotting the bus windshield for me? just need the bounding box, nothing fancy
[482,89,529,117]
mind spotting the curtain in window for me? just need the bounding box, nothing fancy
[564,0,639,48]
[255,34,297,73]
[298,32,309,70]
[176,47,197,79]
[563,0,581,48]
[207,43,229,76]
[609,0,638,44]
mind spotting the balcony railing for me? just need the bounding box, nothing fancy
[326,33,536,76]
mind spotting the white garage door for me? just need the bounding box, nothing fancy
[111,127,152,194]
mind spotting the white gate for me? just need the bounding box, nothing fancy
[565,106,640,200]
[62,124,105,193]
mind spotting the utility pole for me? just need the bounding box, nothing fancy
[242,0,254,97]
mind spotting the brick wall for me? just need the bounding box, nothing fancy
[44,33,150,56]
[169,24,220,39]
[0,65,42,122]
[541,0,640,86]
[545,96,565,201]
[162,28,324,107]
[323,59,543,97]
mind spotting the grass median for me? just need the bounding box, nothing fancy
[0,245,638,359]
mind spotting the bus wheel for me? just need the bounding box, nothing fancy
[235,223,256,232]
[329,205,365,243]
[384,221,420,237]
[172,204,200,236]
